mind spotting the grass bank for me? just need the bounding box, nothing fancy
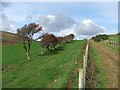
[2,40,87,88]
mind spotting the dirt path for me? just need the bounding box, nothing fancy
[93,41,118,88]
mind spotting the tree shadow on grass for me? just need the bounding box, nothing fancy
[38,46,65,56]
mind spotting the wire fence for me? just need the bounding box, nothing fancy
[105,40,120,46]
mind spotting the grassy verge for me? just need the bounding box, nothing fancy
[109,34,120,43]
[101,41,120,67]
[2,40,86,88]
[101,41,119,53]
[91,42,107,88]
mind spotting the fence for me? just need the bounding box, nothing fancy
[105,40,119,46]
[79,41,89,90]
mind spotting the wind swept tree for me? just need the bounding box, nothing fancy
[57,36,65,45]
[40,33,58,55]
[68,34,75,41]
[64,34,75,43]
[17,23,42,60]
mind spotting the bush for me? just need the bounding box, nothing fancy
[92,34,109,42]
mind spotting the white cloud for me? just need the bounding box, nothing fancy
[0,14,17,33]
[47,15,55,23]
[10,24,14,28]
[60,27,74,36]
[1,2,116,39]
[1,12,106,39]
[2,14,17,33]
[36,14,106,39]
[74,19,105,36]
[0,16,2,31]
[36,13,75,32]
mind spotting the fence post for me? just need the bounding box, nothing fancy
[83,43,89,88]
[79,69,83,90]
[83,55,86,89]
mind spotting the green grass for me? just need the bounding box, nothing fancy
[2,40,86,88]
[91,42,107,88]
[109,34,120,42]
[101,41,120,67]
[101,41,119,53]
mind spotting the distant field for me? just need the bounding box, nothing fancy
[0,31,19,45]
[2,40,87,88]
[89,40,118,88]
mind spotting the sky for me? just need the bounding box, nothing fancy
[0,0,119,39]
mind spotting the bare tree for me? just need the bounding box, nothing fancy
[17,23,42,60]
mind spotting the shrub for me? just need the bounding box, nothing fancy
[92,34,109,42]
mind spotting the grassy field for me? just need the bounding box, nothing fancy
[101,41,119,53]
[2,40,87,88]
[90,40,118,88]
[108,34,120,42]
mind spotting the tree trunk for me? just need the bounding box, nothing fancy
[23,42,30,60]
[41,47,44,55]
[26,51,30,60]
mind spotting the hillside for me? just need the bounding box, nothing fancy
[108,33,120,42]
[2,40,87,88]
[0,31,19,45]
[2,31,119,88]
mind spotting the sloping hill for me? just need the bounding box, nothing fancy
[2,40,87,88]
[0,31,19,45]
[108,33,120,42]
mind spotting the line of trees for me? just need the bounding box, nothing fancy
[92,34,109,42]
[40,33,75,55]
[17,23,75,59]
